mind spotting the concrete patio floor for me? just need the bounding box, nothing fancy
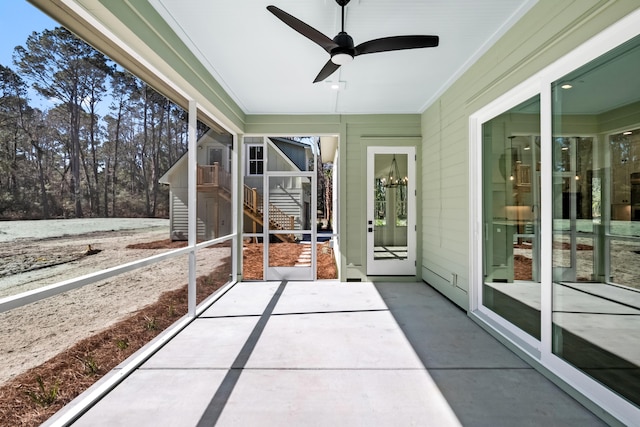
[48,281,607,426]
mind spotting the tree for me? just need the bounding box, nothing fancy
[0,65,24,199]
[15,27,111,218]
[83,61,111,215]
[1,27,189,220]
[104,70,139,216]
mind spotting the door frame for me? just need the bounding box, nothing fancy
[366,146,417,276]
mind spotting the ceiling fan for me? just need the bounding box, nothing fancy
[267,0,439,83]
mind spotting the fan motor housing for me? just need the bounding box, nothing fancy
[331,32,355,64]
[332,32,355,52]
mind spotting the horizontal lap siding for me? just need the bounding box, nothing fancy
[422,100,469,306]
[268,190,303,230]
[345,131,364,267]
[171,190,188,240]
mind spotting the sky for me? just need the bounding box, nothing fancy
[0,1,59,68]
[0,1,114,114]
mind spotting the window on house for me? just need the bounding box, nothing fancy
[248,145,264,175]
[208,148,222,166]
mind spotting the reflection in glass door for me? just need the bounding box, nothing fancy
[481,95,542,340]
[548,33,640,409]
[366,146,416,276]
[552,136,596,282]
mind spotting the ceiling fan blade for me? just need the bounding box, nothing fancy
[313,60,341,83]
[267,5,338,53]
[355,35,439,56]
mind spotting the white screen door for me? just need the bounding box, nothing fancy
[265,138,316,280]
[366,146,416,276]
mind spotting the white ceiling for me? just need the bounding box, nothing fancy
[150,0,537,115]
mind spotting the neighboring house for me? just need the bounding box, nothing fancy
[159,129,233,241]
[160,133,314,241]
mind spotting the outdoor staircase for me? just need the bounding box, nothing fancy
[197,164,296,242]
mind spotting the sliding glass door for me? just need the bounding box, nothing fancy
[475,29,640,415]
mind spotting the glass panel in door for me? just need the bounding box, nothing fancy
[550,33,640,406]
[481,95,542,340]
[374,154,408,261]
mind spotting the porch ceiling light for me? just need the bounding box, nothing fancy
[331,52,354,65]
[325,81,346,91]
[561,83,573,89]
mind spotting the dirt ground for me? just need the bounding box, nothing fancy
[242,241,337,280]
[0,228,224,384]
[0,223,337,426]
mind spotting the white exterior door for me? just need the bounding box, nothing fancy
[366,146,416,276]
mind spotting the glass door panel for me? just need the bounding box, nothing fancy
[481,95,542,340]
[550,33,640,407]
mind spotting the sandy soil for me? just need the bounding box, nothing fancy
[0,223,228,386]
[0,229,334,425]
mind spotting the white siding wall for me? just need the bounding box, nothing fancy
[170,189,188,241]
[269,189,304,230]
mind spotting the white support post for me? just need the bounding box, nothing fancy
[232,134,239,282]
[311,140,318,280]
[262,136,268,277]
[188,100,198,316]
